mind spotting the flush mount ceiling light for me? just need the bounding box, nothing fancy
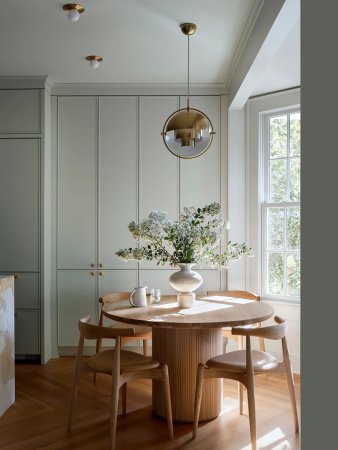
[162,23,215,159]
[86,55,103,69]
[62,3,85,22]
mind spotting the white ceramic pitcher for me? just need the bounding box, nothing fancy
[129,286,148,307]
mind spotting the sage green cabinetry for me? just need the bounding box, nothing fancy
[56,94,225,350]
[57,96,138,348]
[0,90,41,134]
[0,88,43,360]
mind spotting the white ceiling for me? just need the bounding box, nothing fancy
[251,19,300,96]
[0,0,300,97]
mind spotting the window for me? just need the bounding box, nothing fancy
[262,110,300,300]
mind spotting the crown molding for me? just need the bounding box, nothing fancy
[51,83,227,96]
[0,76,53,90]
[224,0,266,89]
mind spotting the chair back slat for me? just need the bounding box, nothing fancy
[79,316,135,340]
[232,316,287,340]
[207,290,260,301]
[99,292,130,305]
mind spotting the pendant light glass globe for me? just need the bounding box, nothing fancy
[162,22,215,159]
[162,108,214,158]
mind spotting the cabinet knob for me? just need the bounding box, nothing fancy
[99,272,103,276]
[90,263,96,268]
[99,263,103,268]
[90,271,96,276]
[14,275,18,279]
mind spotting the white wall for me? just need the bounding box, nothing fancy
[227,89,300,373]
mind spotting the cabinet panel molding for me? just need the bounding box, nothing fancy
[0,90,41,134]
[13,273,40,309]
[180,96,221,208]
[139,96,179,270]
[0,139,40,271]
[57,97,97,269]
[99,97,138,269]
[15,310,40,355]
[57,270,97,347]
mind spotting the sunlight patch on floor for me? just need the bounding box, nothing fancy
[220,396,238,414]
[240,428,290,449]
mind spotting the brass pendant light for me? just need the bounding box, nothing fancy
[162,23,215,159]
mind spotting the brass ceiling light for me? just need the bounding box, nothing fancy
[162,23,215,159]
[86,55,103,69]
[63,3,85,22]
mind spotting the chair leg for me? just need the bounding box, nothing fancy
[162,364,174,440]
[67,360,82,431]
[121,383,127,414]
[246,375,257,450]
[94,337,102,383]
[223,336,228,353]
[143,339,148,356]
[110,375,120,450]
[259,337,265,352]
[193,363,205,439]
[239,382,244,415]
[284,366,299,433]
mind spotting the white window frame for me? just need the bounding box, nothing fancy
[245,89,300,303]
[261,108,300,301]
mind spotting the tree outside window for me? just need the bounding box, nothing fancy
[263,111,300,299]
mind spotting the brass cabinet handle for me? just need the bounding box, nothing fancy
[90,271,96,276]
[90,263,96,268]
[99,272,103,276]
[99,263,103,268]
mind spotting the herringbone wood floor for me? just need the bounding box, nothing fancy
[0,357,300,449]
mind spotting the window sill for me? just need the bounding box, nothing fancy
[262,297,300,307]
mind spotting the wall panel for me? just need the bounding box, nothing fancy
[99,97,138,269]
[57,97,97,269]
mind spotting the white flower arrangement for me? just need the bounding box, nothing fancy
[116,202,253,269]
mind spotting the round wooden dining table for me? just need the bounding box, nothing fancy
[102,294,274,423]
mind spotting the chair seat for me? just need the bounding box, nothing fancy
[109,323,152,338]
[206,350,279,372]
[87,349,160,373]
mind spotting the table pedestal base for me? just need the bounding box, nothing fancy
[152,327,223,422]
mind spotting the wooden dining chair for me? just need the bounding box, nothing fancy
[97,292,152,356]
[192,316,299,450]
[68,316,174,450]
[207,290,265,353]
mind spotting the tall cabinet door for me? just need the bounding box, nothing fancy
[99,97,138,270]
[180,96,221,208]
[57,97,98,269]
[139,96,180,271]
[0,139,40,271]
[180,96,222,291]
[58,270,97,347]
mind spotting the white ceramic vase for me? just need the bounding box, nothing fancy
[169,263,203,307]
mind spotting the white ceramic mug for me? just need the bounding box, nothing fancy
[129,286,148,307]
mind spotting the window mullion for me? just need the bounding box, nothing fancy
[284,205,288,296]
[287,113,291,202]
[261,109,300,301]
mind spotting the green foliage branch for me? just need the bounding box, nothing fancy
[116,202,253,269]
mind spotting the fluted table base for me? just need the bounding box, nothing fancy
[152,327,223,422]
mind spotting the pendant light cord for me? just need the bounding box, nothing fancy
[187,33,190,110]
